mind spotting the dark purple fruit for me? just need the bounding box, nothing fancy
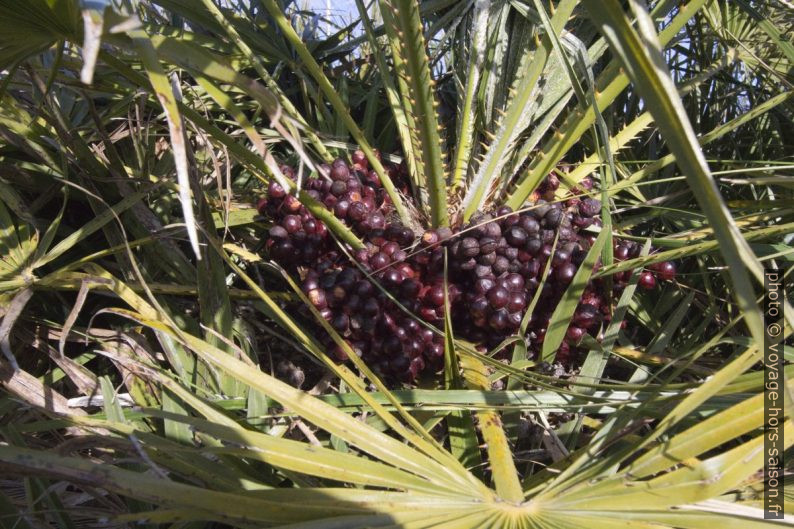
[370,252,390,270]
[268,181,286,198]
[256,197,268,214]
[573,304,600,328]
[489,309,509,330]
[487,286,510,309]
[336,268,358,289]
[470,297,489,318]
[425,342,444,359]
[532,201,550,219]
[566,326,585,343]
[556,262,577,283]
[302,219,318,234]
[655,261,676,281]
[507,311,523,329]
[459,237,480,258]
[426,285,446,307]
[475,265,493,278]
[348,201,368,222]
[518,216,540,235]
[400,279,421,298]
[478,252,497,266]
[356,280,375,298]
[459,258,477,271]
[307,289,327,309]
[283,195,302,212]
[483,221,501,239]
[330,180,347,197]
[271,240,296,261]
[506,226,528,247]
[579,198,601,217]
[492,256,510,275]
[334,200,350,218]
[344,295,362,314]
[638,271,656,290]
[383,268,404,285]
[475,278,497,294]
[552,250,570,267]
[398,227,415,246]
[419,306,440,321]
[408,356,425,380]
[282,215,301,233]
[381,241,399,256]
[503,273,524,291]
[479,237,498,254]
[507,291,526,312]
[269,225,289,240]
[391,326,407,342]
[526,238,542,255]
[330,163,350,181]
[420,328,435,344]
[614,245,630,261]
[351,150,368,167]
[332,314,350,332]
[362,297,380,316]
[572,215,594,228]
[367,211,386,230]
[543,207,563,228]
[421,230,439,246]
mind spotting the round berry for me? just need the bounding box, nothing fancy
[489,309,509,330]
[507,291,526,312]
[487,286,510,309]
[421,230,439,246]
[656,261,676,281]
[348,201,368,222]
[282,215,302,233]
[268,181,286,198]
[492,256,510,275]
[518,215,540,235]
[506,226,528,247]
[351,150,368,168]
[331,314,350,332]
[269,225,289,240]
[552,249,570,267]
[334,200,350,218]
[504,273,525,291]
[367,211,386,230]
[638,271,656,290]
[330,162,350,181]
[383,268,404,285]
[556,262,577,283]
[470,297,489,319]
[425,285,446,307]
[370,252,390,270]
[573,304,600,329]
[566,326,585,343]
[459,237,480,258]
[543,207,563,228]
[579,198,601,217]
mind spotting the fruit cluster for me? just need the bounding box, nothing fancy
[257,152,676,381]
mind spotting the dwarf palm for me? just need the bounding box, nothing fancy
[0,0,791,527]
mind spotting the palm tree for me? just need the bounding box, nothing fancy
[0,0,791,527]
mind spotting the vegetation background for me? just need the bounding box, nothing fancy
[0,0,792,527]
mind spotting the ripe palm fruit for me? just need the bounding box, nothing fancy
[258,160,677,381]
